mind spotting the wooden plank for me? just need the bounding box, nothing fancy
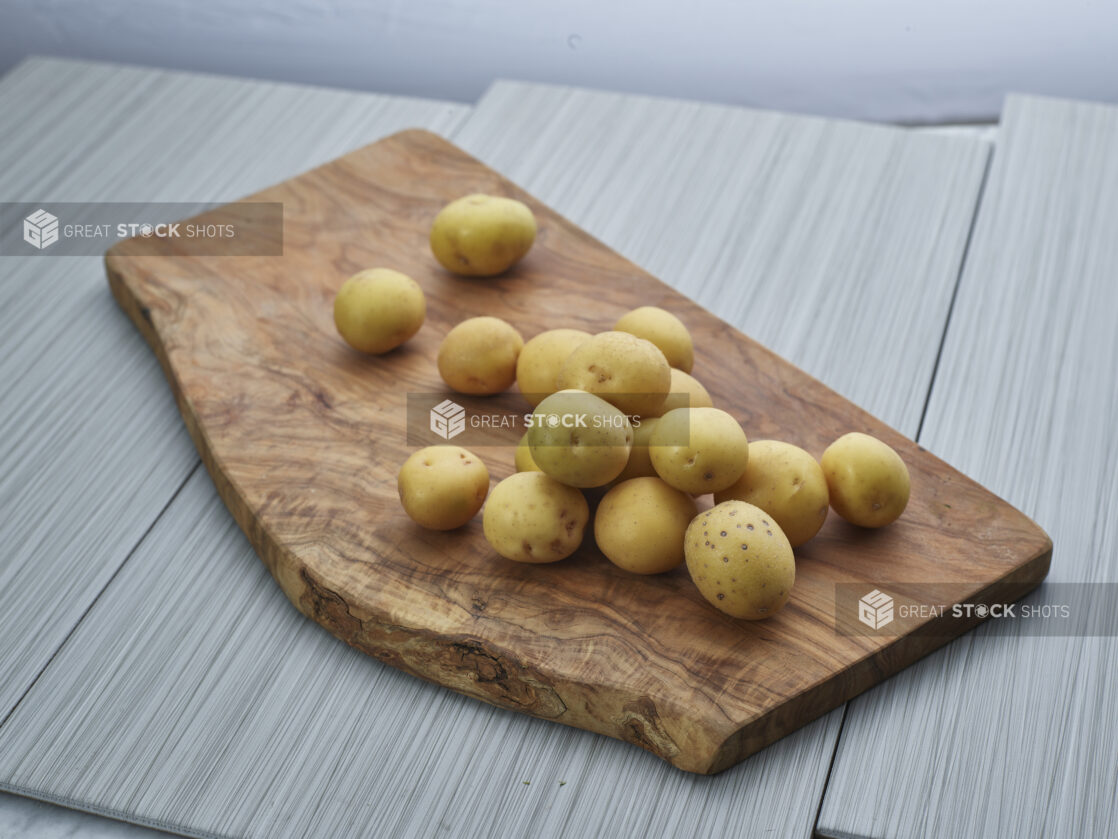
[0,791,170,839]
[456,82,991,433]
[0,470,840,838]
[0,80,989,835]
[0,55,468,832]
[818,94,1118,838]
[104,126,1046,775]
[0,58,468,715]
[0,57,212,721]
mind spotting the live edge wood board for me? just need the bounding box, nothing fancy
[105,130,1051,774]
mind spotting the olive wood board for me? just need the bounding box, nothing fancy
[105,129,1052,774]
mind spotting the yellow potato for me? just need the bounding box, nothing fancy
[612,417,658,483]
[557,331,671,418]
[430,194,537,277]
[714,440,829,547]
[528,390,633,487]
[821,432,910,527]
[685,500,795,619]
[650,407,749,494]
[483,471,589,563]
[514,431,541,472]
[594,477,697,574]
[437,316,523,395]
[397,445,489,530]
[516,328,592,407]
[613,306,694,372]
[333,268,425,354]
[655,368,713,416]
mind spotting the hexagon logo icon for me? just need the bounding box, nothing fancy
[430,398,466,440]
[24,209,60,250]
[858,589,894,629]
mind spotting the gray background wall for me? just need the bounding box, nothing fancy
[2,0,1117,123]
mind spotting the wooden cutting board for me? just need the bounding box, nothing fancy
[105,130,1051,774]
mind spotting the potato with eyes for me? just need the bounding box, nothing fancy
[594,477,697,574]
[437,316,523,395]
[397,445,489,530]
[483,472,589,563]
[821,432,910,528]
[654,368,713,416]
[685,500,795,620]
[715,440,829,547]
[430,194,537,277]
[333,268,425,354]
[613,305,694,372]
[516,328,592,406]
[556,331,671,418]
[649,407,749,495]
[528,390,633,488]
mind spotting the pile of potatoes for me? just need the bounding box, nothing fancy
[334,193,911,621]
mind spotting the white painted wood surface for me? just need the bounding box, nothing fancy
[0,68,990,838]
[0,470,838,839]
[0,792,170,839]
[459,82,990,434]
[0,57,467,715]
[0,56,469,837]
[817,95,1118,838]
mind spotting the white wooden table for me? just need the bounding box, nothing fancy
[0,59,1114,839]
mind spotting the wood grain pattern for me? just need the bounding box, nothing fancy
[105,128,1049,774]
[818,94,1118,838]
[0,469,843,839]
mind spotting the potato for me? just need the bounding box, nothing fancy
[655,368,713,416]
[528,390,633,487]
[333,268,425,354]
[685,500,795,619]
[430,194,537,277]
[397,445,489,530]
[650,407,749,494]
[714,440,829,547]
[557,331,671,418]
[514,431,541,472]
[594,477,697,574]
[483,471,589,563]
[613,306,694,372]
[437,316,523,395]
[612,417,658,483]
[821,432,910,527]
[516,328,592,406]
